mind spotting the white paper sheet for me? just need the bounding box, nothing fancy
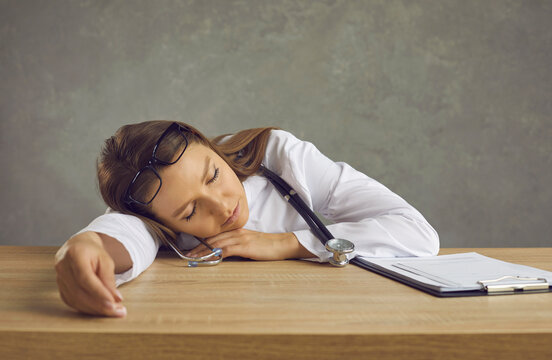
[356,252,552,293]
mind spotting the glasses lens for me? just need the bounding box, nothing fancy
[128,167,161,205]
[154,126,188,164]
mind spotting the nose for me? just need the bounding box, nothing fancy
[203,193,232,219]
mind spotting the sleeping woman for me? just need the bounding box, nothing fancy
[54,120,439,317]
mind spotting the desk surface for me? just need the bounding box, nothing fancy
[1,247,551,359]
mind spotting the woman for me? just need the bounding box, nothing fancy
[55,120,439,318]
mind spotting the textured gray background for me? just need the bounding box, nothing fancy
[1,0,551,247]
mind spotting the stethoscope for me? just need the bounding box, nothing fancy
[259,165,355,266]
[166,165,355,267]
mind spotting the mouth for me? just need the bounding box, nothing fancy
[223,201,240,227]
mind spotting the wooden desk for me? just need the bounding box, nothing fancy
[0,247,551,359]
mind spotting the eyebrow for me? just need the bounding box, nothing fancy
[171,156,212,219]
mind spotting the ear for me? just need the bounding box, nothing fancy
[176,232,202,250]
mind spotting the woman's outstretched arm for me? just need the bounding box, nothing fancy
[55,211,161,316]
[55,231,131,317]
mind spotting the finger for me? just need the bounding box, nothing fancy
[59,265,126,317]
[185,242,213,257]
[96,254,123,302]
[57,274,101,315]
[210,236,243,250]
[71,254,116,302]
[56,261,89,310]
[68,256,126,316]
[218,244,243,259]
[188,238,242,258]
[76,278,127,317]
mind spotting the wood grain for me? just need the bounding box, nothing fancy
[1,246,551,359]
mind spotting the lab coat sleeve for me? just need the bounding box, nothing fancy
[73,211,161,287]
[270,131,440,262]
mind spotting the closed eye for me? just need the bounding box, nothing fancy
[207,167,219,184]
[185,205,196,222]
[184,167,219,222]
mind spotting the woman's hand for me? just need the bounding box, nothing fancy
[185,228,315,261]
[54,231,126,317]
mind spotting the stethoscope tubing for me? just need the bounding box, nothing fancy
[165,235,223,267]
[259,165,334,245]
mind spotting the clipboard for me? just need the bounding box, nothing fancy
[351,252,552,297]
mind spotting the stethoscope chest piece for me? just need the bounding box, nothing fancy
[325,238,355,267]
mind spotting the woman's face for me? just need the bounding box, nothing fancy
[150,143,249,238]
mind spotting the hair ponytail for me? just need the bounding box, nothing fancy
[212,126,278,180]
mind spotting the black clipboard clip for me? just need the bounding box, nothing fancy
[477,276,549,293]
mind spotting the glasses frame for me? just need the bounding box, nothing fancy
[124,122,189,207]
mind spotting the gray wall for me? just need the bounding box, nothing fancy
[1,0,551,247]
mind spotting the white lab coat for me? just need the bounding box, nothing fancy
[76,130,439,286]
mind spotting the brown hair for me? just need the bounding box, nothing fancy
[96,120,277,246]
